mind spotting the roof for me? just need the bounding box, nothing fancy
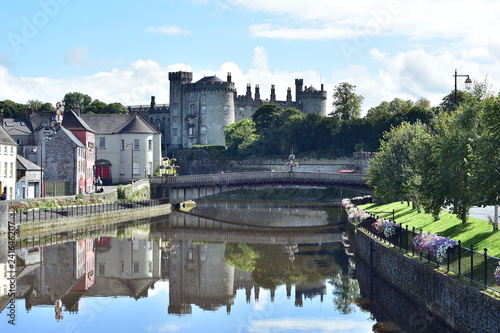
[62,110,95,133]
[305,85,318,92]
[17,154,41,171]
[116,113,160,134]
[80,114,129,134]
[196,75,223,84]
[57,127,86,147]
[2,118,34,136]
[28,112,54,131]
[0,124,17,145]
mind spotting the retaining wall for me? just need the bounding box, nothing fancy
[353,228,500,333]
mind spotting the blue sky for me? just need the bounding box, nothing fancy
[1,0,498,114]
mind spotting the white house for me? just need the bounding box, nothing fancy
[81,112,162,185]
[0,121,17,200]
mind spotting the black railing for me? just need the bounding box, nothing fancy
[356,214,500,293]
[8,198,170,224]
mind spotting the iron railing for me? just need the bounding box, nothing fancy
[356,215,500,292]
[8,198,170,224]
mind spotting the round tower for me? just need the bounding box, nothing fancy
[297,83,327,116]
[169,71,193,150]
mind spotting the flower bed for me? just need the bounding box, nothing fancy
[412,233,457,262]
[371,218,397,237]
[9,197,105,212]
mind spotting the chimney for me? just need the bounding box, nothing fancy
[246,83,252,98]
[286,87,292,102]
[227,72,232,83]
[255,84,260,101]
[151,96,156,109]
[270,84,276,102]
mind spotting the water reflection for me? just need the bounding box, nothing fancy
[0,200,380,332]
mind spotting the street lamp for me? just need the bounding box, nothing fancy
[126,144,134,183]
[454,69,472,105]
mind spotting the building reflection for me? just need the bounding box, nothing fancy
[0,219,337,320]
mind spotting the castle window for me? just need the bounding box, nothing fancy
[239,107,244,115]
[224,105,229,113]
[188,126,195,137]
[173,116,178,123]
[201,105,206,114]
[201,94,206,101]
[173,128,178,137]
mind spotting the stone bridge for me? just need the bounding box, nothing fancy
[152,171,371,204]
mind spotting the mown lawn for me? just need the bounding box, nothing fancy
[358,201,500,258]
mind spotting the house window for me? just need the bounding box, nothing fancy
[121,139,125,150]
[133,162,140,175]
[133,262,139,273]
[99,137,106,149]
[4,163,6,177]
[10,147,14,155]
[148,140,152,151]
[120,161,125,175]
[3,147,6,155]
[98,263,105,275]
[10,163,13,177]
[133,139,139,150]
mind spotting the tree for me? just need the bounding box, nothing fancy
[224,119,257,155]
[0,100,27,118]
[330,82,363,121]
[104,102,128,114]
[62,92,92,111]
[366,122,426,209]
[84,99,107,114]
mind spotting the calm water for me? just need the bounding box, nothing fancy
[0,197,455,332]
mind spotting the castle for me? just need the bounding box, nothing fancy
[129,71,328,152]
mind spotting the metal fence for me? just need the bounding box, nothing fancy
[357,215,500,292]
[8,199,170,224]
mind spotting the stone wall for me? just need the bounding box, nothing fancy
[353,228,500,333]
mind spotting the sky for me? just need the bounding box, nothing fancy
[1,0,499,115]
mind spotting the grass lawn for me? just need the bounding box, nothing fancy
[359,201,500,258]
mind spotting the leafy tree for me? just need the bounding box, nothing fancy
[330,82,363,121]
[225,119,257,155]
[39,102,56,113]
[26,99,43,111]
[224,243,260,272]
[0,100,27,118]
[104,102,128,114]
[62,92,92,111]
[366,122,426,209]
[84,99,107,114]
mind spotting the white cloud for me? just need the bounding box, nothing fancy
[64,46,91,67]
[248,317,374,333]
[146,25,189,35]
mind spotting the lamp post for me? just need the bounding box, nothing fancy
[454,69,472,105]
[126,144,134,182]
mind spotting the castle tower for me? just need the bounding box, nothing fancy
[295,79,303,104]
[298,83,327,116]
[169,71,193,150]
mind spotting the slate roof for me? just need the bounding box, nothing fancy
[81,112,159,135]
[0,124,17,145]
[62,110,95,133]
[57,127,86,148]
[2,118,34,136]
[196,75,223,84]
[17,154,41,171]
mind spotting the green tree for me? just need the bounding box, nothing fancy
[330,82,363,121]
[39,102,56,113]
[62,92,92,111]
[0,100,27,118]
[366,122,426,209]
[104,102,128,114]
[224,119,257,155]
[84,99,107,114]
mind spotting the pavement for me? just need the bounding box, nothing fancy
[468,205,499,222]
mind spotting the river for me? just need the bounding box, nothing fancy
[0,194,458,332]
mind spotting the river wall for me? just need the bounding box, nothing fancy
[175,150,359,175]
[352,227,500,333]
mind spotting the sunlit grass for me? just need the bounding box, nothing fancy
[359,201,500,257]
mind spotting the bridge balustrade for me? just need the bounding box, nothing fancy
[161,171,366,187]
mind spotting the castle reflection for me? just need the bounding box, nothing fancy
[0,214,343,321]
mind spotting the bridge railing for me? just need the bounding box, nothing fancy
[156,171,367,187]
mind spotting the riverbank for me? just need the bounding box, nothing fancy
[359,201,500,257]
